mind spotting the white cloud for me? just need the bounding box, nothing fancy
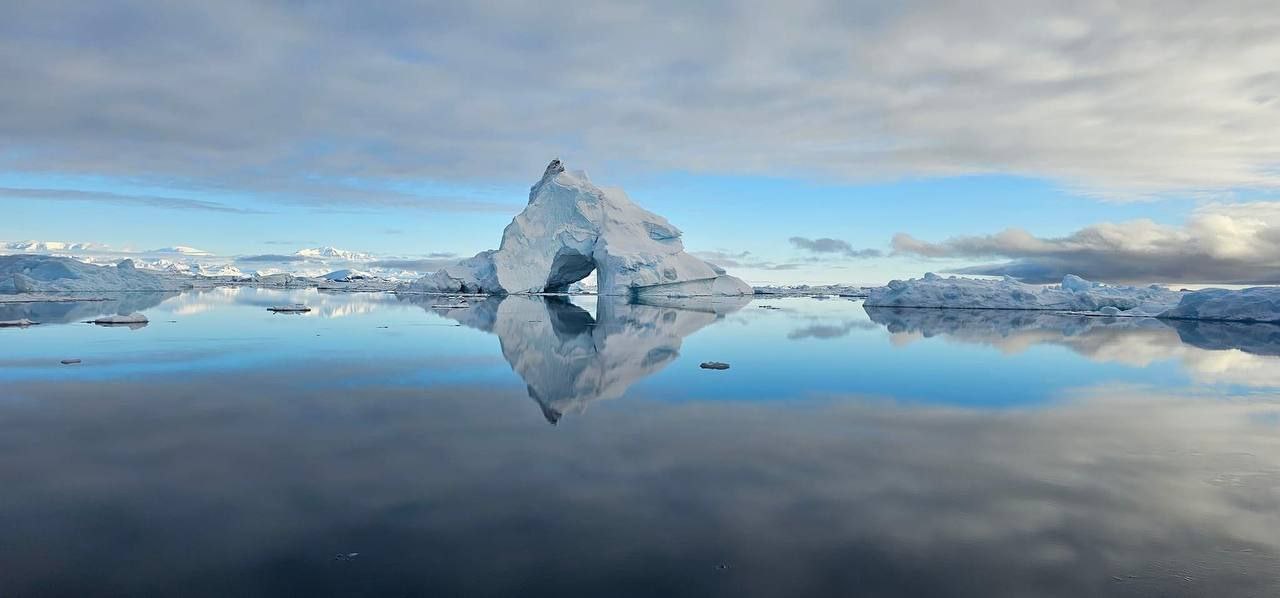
[0,1,1277,199]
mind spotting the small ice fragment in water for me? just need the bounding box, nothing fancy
[1099,306,1121,316]
[700,361,730,370]
[92,313,148,325]
[60,359,81,365]
[333,552,360,561]
[0,319,37,327]
[268,304,311,313]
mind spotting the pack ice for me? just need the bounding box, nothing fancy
[865,273,1183,316]
[0,255,190,293]
[406,160,751,297]
[1161,287,1280,323]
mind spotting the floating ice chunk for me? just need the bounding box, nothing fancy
[1159,287,1280,323]
[406,160,750,297]
[865,274,1183,316]
[60,359,81,365]
[700,361,731,370]
[0,318,37,327]
[268,304,312,313]
[92,313,149,325]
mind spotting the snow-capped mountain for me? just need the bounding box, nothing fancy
[151,246,213,257]
[1,240,101,253]
[293,247,373,261]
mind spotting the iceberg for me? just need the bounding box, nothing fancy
[865,273,1182,316]
[406,160,751,297]
[1159,287,1280,323]
[0,255,190,293]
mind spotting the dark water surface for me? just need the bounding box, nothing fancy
[2,289,1279,597]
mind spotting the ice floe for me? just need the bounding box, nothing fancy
[865,273,1183,316]
[92,313,149,325]
[0,255,190,293]
[1160,287,1280,323]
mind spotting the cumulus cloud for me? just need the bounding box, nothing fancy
[891,202,1280,284]
[789,237,882,258]
[1,1,1278,200]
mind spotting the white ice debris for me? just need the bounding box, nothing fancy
[1160,287,1280,323]
[406,160,751,297]
[0,318,37,327]
[0,255,190,293]
[92,313,148,324]
[865,273,1183,316]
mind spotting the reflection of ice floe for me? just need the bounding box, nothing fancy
[0,292,177,326]
[153,287,394,319]
[865,306,1280,387]
[1167,320,1280,356]
[436,295,747,423]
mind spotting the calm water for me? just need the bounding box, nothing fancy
[2,289,1280,597]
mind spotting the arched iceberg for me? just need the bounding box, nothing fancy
[407,160,751,297]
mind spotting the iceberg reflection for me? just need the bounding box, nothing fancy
[865,306,1280,387]
[0,292,177,325]
[435,295,748,422]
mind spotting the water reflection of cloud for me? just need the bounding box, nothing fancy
[864,307,1280,388]
[2,374,1278,597]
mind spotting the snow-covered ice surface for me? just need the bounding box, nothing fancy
[406,160,750,297]
[1160,287,1280,323]
[865,273,1183,316]
[0,255,190,293]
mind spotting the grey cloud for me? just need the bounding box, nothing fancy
[2,1,1279,199]
[790,237,883,258]
[695,250,804,271]
[891,203,1280,284]
[0,187,262,214]
[369,258,457,271]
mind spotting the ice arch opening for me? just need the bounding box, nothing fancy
[543,247,596,293]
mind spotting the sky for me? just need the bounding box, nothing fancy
[2,1,1279,285]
